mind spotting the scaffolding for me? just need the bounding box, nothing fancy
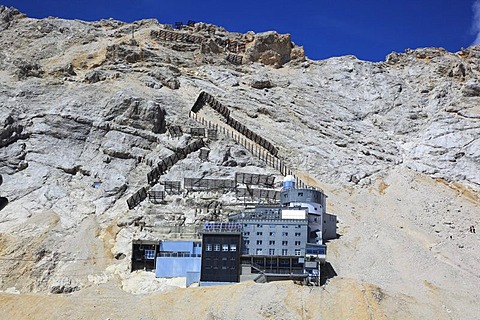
[184,177,236,191]
[147,139,205,185]
[167,125,183,138]
[160,180,182,194]
[148,190,165,204]
[190,127,205,138]
[127,187,148,210]
[235,188,280,203]
[235,172,275,187]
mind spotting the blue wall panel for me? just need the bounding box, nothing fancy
[155,257,201,278]
[160,241,194,253]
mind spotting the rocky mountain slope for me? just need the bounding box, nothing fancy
[0,6,479,319]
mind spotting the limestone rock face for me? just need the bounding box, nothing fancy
[0,8,479,320]
[103,93,166,133]
[0,5,24,25]
[246,31,295,67]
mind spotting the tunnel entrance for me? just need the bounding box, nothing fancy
[0,175,7,211]
[0,197,7,211]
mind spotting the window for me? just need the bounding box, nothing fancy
[144,250,155,259]
[269,249,275,255]
[282,232,288,236]
[269,224,275,228]
[295,241,301,246]
[295,225,302,229]
[206,244,212,251]
[245,240,250,245]
[298,192,304,197]
[230,244,237,252]
[269,240,275,245]
[295,232,301,237]
[282,249,288,255]
[214,244,220,251]
[257,232,263,236]
[244,224,249,227]
[256,240,263,245]
[256,248,263,255]
[257,224,263,228]
[222,244,229,251]
[295,249,301,256]
[269,232,275,236]
[282,241,288,246]
[244,231,250,236]
[282,225,289,229]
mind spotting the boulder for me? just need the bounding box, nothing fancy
[462,80,480,97]
[15,60,44,79]
[84,70,107,83]
[250,75,273,89]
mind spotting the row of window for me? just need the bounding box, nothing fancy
[245,248,302,256]
[203,257,237,270]
[247,240,301,246]
[244,232,302,237]
[244,224,303,229]
[205,244,237,252]
[204,266,236,270]
[144,249,156,259]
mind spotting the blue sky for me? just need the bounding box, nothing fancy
[2,0,479,61]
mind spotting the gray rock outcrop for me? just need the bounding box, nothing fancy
[0,8,479,319]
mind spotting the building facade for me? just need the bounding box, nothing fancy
[133,178,336,287]
[155,240,202,279]
[131,240,159,272]
[200,222,242,283]
[228,206,309,274]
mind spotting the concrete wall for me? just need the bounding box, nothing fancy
[280,189,326,213]
[155,257,201,278]
[323,213,337,240]
[186,271,201,287]
[199,281,237,287]
[307,218,323,244]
